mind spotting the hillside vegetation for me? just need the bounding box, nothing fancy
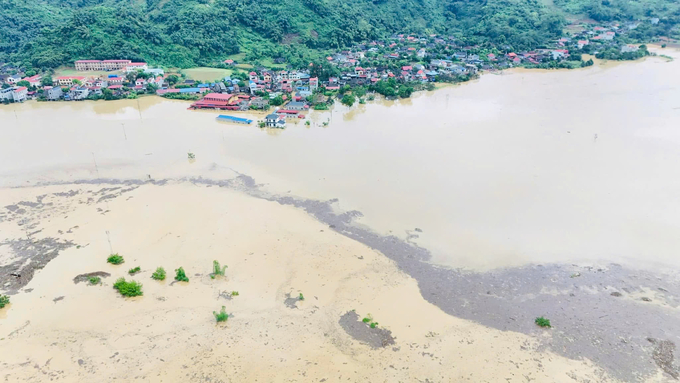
[1,0,678,70]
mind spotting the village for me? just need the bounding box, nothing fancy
[0,18,661,128]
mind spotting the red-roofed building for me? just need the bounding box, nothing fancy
[75,59,131,71]
[13,86,28,102]
[54,76,86,86]
[402,66,412,71]
[204,93,233,102]
[22,75,42,87]
[224,59,234,65]
[125,62,148,73]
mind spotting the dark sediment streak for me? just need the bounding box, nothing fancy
[6,175,680,381]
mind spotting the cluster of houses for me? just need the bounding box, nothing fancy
[0,17,662,107]
[0,60,165,102]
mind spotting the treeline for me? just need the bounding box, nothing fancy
[1,0,677,71]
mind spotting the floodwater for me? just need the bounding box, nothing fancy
[2,50,680,271]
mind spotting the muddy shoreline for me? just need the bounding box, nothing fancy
[2,175,678,381]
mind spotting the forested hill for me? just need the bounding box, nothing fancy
[1,0,678,70]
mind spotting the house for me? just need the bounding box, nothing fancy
[95,79,109,87]
[107,76,124,85]
[54,76,86,86]
[621,45,640,53]
[125,62,148,73]
[22,75,42,87]
[286,101,307,111]
[309,77,318,91]
[6,74,21,84]
[577,40,589,49]
[44,86,63,101]
[224,59,235,65]
[265,113,286,128]
[551,49,569,60]
[66,86,89,101]
[144,68,165,77]
[0,87,15,101]
[12,86,28,102]
[251,97,269,109]
[135,78,147,87]
[211,82,228,93]
[249,72,258,82]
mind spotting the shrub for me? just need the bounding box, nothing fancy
[212,260,227,277]
[213,306,229,322]
[231,291,239,296]
[187,152,195,159]
[535,317,551,328]
[362,313,378,328]
[0,295,9,308]
[107,254,124,265]
[298,293,305,301]
[151,267,166,281]
[128,266,141,275]
[175,267,189,282]
[113,278,143,297]
[89,276,101,285]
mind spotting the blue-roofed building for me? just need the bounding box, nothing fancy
[216,115,253,124]
[179,87,202,94]
[198,83,210,88]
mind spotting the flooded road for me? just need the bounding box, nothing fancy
[2,51,680,272]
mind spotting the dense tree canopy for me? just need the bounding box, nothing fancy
[1,0,678,70]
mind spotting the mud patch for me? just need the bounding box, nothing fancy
[73,272,111,284]
[339,311,395,349]
[283,293,300,309]
[0,238,75,293]
[648,338,679,379]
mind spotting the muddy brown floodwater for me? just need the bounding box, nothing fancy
[1,48,680,382]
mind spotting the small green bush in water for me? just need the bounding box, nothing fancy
[175,267,189,282]
[535,317,551,328]
[214,306,229,322]
[113,278,143,297]
[89,276,101,285]
[0,295,10,308]
[107,254,124,265]
[212,260,227,277]
[231,291,239,296]
[298,293,305,301]
[128,266,141,275]
[151,267,166,281]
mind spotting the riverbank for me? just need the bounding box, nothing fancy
[0,180,615,382]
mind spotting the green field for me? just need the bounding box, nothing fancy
[181,67,233,82]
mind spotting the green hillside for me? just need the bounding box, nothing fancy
[0,0,678,70]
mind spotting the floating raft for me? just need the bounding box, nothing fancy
[216,115,253,124]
